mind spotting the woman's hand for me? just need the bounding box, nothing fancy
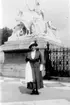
[40,64,44,71]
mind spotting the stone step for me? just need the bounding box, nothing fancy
[0,99,70,105]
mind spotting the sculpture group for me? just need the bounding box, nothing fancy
[8,0,59,42]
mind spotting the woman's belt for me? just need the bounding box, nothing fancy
[27,58,40,63]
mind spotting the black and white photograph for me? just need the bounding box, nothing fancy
[0,0,70,105]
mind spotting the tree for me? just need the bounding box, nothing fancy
[0,27,13,45]
[0,29,2,45]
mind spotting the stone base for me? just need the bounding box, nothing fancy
[1,51,26,78]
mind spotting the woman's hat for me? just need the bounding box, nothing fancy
[29,40,38,49]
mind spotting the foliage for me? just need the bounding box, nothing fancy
[0,27,13,45]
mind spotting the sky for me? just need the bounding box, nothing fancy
[0,0,70,47]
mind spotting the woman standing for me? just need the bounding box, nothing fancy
[25,40,44,95]
[0,47,4,75]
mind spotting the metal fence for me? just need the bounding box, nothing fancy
[44,43,70,77]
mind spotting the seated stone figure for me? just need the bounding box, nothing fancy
[44,21,57,35]
[8,0,60,43]
[26,0,46,35]
[8,22,29,41]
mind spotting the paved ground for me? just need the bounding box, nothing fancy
[0,77,70,105]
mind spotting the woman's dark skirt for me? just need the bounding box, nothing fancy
[27,71,43,89]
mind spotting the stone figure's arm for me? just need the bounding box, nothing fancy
[51,26,57,31]
[48,23,57,31]
[26,2,35,12]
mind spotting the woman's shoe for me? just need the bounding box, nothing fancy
[35,91,39,95]
[31,90,36,95]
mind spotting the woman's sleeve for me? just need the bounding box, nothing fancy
[25,53,29,62]
[26,53,32,62]
[39,51,43,64]
[39,51,45,71]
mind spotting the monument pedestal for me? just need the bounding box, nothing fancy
[0,35,61,78]
[1,36,46,78]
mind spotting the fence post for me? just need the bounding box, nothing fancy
[44,42,50,79]
[63,48,65,76]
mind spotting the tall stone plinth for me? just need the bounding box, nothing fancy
[1,36,47,78]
